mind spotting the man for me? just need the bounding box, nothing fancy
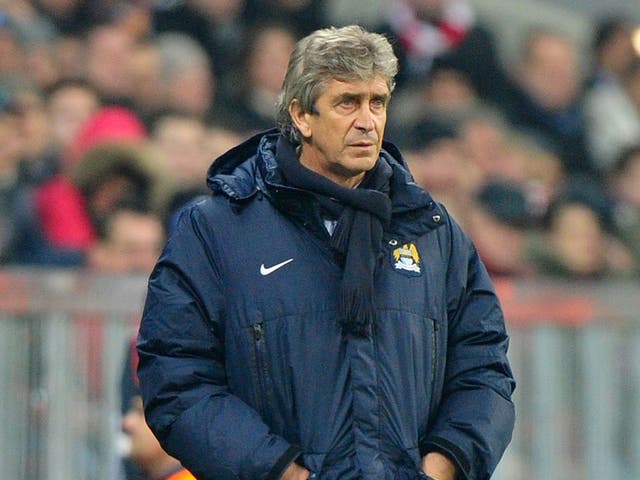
[87,202,165,274]
[137,25,515,480]
[121,338,196,480]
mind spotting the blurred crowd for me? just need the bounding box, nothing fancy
[0,0,639,282]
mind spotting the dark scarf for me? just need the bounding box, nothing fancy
[276,137,393,337]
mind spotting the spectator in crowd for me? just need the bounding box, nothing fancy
[0,17,25,85]
[498,134,566,221]
[500,27,596,177]
[120,337,196,480]
[584,58,640,171]
[9,86,56,183]
[385,55,483,145]
[44,78,101,171]
[153,32,220,123]
[128,40,163,127]
[378,0,507,102]
[152,0,247,99]
[227,23,297,134]
[53,33,86,80]
[457,111,566,218]
[0,0,58,46]
[588,16,637,88]
[528,178,637,279]
[71,142,160,239]
[84,23,137,107]
[402,118,482,225]
[466,180,537,278]
[87,201,165,275]
[243,0,326,37]
[456,109,516,180]
[149,112,211,220]
[0,97,30,263]
[10,105,152,265]
[607,145,640,268]
[34,0,103,36]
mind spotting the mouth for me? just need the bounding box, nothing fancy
[348,142,375,148]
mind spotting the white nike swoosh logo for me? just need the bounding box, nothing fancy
[260,258,294,276]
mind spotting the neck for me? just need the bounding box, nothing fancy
[298,150,365,189]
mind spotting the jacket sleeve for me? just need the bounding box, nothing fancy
[422,215,516,480]
[137,205,300,480]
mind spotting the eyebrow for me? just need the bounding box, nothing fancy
[334,92,390,104]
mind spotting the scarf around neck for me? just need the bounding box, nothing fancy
[275,137,393,337]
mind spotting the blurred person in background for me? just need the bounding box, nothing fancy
[87,201,165,275]
[0,15,25,85]
[455,109,515,180]
[84,22,137,107]
[53,33,86,79]
[457,111,566,218]
[584,58,640,172]
[227,22,297,134]
[465,180,537,278]
[378,0,506,103]
[44,78,101,171]
[152,0,247,100]
[8,86,55,182]
[0,97,29,263]
[607,145,640,269]
[128,39,163,127]
[386,54,482,146]
[153,32,221,123]
[528,178,637,279]
[587,16,637,88]
[10,105,152,265]
[71,142,160,239]
[243,0,326,37]
[33,0,102,36]
[402,118,482,225]
[120,337,195,480]
[161,121,245,235]
[149,112,211,222]
[500,27,596,177]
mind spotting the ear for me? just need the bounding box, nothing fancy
[288,99,312,139]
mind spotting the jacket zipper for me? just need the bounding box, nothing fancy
[252,322,269,416]
[428,318,440,425]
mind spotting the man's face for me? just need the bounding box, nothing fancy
[292,76,390,187]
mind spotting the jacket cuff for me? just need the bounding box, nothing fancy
[421,436,470,480]
[266,444,302,480]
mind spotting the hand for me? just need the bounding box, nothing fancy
[421,451,456,480]
[281,462,311,480]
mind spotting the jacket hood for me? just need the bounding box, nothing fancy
[206,129,445,230]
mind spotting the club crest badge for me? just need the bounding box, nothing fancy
[391,242,422,276]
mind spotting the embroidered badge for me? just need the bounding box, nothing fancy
[391,242,422,275]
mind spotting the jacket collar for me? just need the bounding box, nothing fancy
[206,129,446,236]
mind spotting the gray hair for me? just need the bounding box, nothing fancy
[276,25,398,144]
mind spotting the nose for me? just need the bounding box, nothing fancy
[354,104,375,132]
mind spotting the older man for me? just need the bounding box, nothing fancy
[137,25,515,480]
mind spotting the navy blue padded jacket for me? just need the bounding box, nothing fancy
[137,130,515,480]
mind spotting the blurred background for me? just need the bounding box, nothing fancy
[0,0,639,479]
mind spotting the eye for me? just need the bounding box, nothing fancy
[340,97,355,107]
[371,97,387,111]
